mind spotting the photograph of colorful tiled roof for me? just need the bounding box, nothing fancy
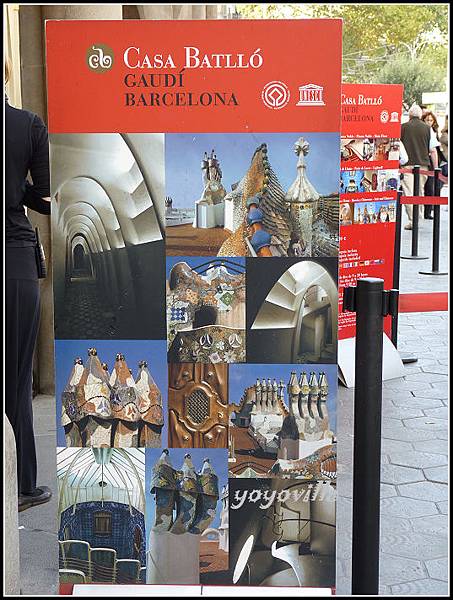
[166,134,339,257]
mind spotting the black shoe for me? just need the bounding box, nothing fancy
[425,214,434,220]
[18,486,52,512]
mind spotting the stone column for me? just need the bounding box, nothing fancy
[138,5,174,19]
[192,5,207,19]
[138,5,221,20]
[41,6,123,19]
[172,5,195,19]
[206,5,220,19]
[18,5,122,394]
[4,417,20,595]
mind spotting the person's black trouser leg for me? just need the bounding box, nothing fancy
[424,176,434,218]
[6,277,40,495]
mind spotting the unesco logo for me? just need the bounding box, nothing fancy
[261,81,290,110]
[86,44,114,73]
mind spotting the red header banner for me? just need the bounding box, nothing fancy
[46,19,342,133]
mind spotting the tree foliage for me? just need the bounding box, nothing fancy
[236,3,448,88]
[235,4,310,19]
[374,53,446,106]
[311,4,448,56]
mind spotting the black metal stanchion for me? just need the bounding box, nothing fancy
[343,278,399,595]
[419,168,448,276]
[401,165,428,260]
[392,191,418,363]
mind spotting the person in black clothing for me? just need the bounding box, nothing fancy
[5,64,52,511]
[400,104,432,230]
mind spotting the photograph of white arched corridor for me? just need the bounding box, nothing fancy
[50,133,166,340]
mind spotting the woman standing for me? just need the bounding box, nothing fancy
[5,61,52,511]
[439,115,448,177]
[422,111,441,219]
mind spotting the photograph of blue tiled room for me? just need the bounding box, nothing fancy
[57,448,146,585]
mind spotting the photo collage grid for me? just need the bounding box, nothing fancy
[53,131,339,589]
[340,136,401,227]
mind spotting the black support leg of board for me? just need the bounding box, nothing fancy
[395,183,419,363]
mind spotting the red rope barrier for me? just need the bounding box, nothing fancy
[400,196,448,205]
[399,167,448,183]
[399,292,448,313]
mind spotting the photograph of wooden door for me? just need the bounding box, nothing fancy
[168,363,228,448]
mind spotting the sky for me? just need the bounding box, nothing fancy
[145,448,228,542]
[55,339,168,447]
[166,255,245,279]
[229,363,337,433]
[166,132,340,208]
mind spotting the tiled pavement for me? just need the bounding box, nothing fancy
[336,202,449,594]
[398,201,448,294]
[18,395,58,595]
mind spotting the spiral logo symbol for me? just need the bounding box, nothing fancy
[261,81,290,110]
[86,44,114,73]
[380,110,389,123]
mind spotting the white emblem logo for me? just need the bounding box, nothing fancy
[390,111,399,123]
[87,45,114,72]
[262,81,290,110]
[380,110,389,123]
[296,84,325,106]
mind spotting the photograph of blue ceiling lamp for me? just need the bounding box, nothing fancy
[229,479,336,588]
[57,448,146,585]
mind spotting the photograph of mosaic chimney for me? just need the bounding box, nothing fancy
[146,449,230,585]
[228,366,336,480]
[57,343,165,448]
[166,257,246,363]
[165,133,339,257]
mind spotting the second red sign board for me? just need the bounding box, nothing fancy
[339,83,404,339]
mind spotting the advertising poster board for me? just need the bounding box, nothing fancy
[338,83,403,339]
[46,19,342,592]
[337,83,405,387]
